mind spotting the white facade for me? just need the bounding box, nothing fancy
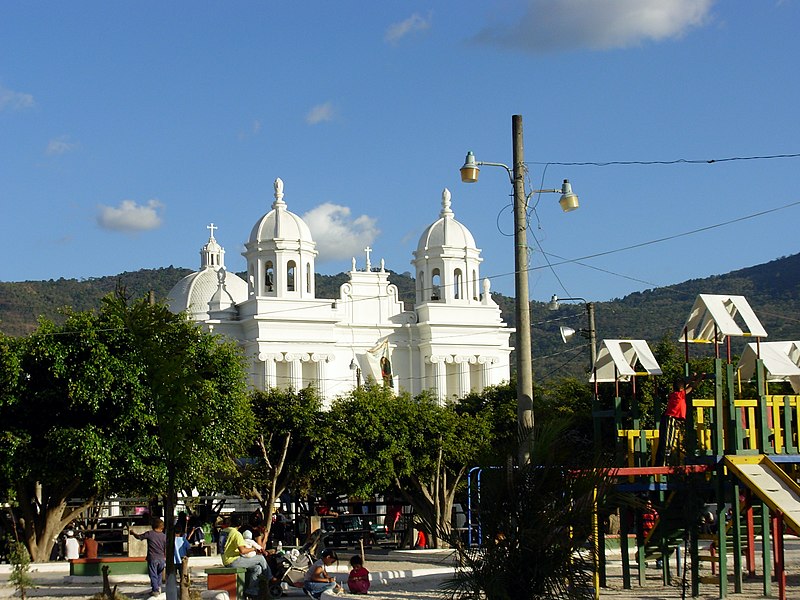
[168,179,512,407]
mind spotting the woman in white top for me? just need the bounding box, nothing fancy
[303,548,341,598]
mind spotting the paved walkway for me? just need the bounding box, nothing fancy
[2,543,800,600]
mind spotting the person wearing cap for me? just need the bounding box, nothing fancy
[303,548,342,598]
[64,529,80,561]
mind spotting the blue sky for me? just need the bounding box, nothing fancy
[2,1,799,302]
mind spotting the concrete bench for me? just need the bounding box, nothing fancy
[69,556,148,577]
[206,567,247,600]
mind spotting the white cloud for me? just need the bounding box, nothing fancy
[302,203,380,262]
[45,136,79,155]
[471,0,714,53]
[0,84,34,111]
[306,102,335,125]
[238,119,262,140]
[385,12,432,44]
[96,199,164,232]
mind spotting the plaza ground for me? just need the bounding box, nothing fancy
[3,541,800,600]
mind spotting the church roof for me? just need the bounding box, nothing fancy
[415,188,477,256]
[167,226,248,318]
[248,177,314,245]
[167,267,247,318]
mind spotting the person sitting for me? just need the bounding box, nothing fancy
[81,532,99,559]
[303,548,341,598]
[222,514,274,598]
[241,529,264,558]
[346,554,370,594]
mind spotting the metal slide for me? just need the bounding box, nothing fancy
[724,455,800,533]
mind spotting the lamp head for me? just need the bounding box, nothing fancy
[559,326,577,344]
[460,151,480,183]
[547,294,560,311]
[349,358,357,371]
[558,179,579,212]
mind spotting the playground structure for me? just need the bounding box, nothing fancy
[595,293,800,599]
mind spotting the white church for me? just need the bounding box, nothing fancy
[167,178,512,406]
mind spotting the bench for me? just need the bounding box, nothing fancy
[206,567,247,600]
[69,556,148,577]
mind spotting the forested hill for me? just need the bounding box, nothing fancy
[530,253,800,380]
[2,254,800,381]
[0,267,193,336]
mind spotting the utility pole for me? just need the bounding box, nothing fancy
[512,114,534,465]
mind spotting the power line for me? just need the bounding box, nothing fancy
[528,153,800,167]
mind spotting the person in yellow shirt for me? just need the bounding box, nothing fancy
[221,515,273,598]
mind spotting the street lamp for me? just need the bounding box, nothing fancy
[548,295,597,371]
[460,114,579,464]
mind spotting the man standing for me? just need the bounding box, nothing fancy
[222,515,273,598]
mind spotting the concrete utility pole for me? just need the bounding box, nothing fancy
[512,115,534,465]
[461,115,580,465]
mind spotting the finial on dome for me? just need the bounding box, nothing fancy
[440,188,453,217]
[273,177,286,209]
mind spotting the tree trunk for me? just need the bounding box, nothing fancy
[165,474,178,600]
[179,557,191,600]
[16,481,93,562]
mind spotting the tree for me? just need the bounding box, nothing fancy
[237,387,322,542]
[317,386,496,548]
[0,310,152,561]
[8,538,34,600]
[0,292,253,564]
[103,292,253,600]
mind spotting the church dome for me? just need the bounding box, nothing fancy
[167,268,248,319]
[167,226,248,320]
[415,188,477,256]
[248,177,314,245]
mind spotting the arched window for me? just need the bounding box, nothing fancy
[454,269,463,299]
[418,270,425,301]
[306,262,311,293]
[287,261,296,292]
[265,261,274,292]
[431,269,441,301]
[472,269,479,300]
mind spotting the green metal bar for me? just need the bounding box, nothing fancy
[756,359,771,453]
[732,481,743,593]
[717,462,728,598]
[761,502,772,597]
[727,363,743,453]
[782,396,795,454]
[714,359,725,455]
[691,519,700,597]
[621,510,631,589]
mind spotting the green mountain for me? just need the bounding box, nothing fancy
[3,254,800,382]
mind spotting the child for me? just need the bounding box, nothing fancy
[132,518,167,596]
[241,529,263,558]
[174,526,190,577]
[347,554,370,594]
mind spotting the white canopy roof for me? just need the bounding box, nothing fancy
[737,341,800,393]
[591,339,662,383]
[679,294,768,344]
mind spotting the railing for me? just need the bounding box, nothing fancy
[616,395,800,465]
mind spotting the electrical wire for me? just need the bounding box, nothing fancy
[527,153,800,167]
